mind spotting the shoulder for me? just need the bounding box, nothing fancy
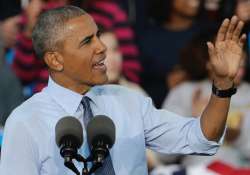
[119,79,148,96]
[92,84,154,116]
[93,84,144,98]
[5,91,51,127]
[91,84,150,107]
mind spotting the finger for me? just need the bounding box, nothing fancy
[225,16,238,40]
[207,42,216,60]
[216,18,230,42]
[239,33,247,48]
[232,20,244,42]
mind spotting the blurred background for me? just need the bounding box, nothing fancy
[0,0,250,174]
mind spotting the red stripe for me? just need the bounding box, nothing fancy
[93,1,119,14]
[114,28,134,39]
[19,14,27,26]
[93,1,127,21]
[123,60,142,71]
[113,10,126,22]
[17,34,33,48]
[12,63,37,81]
[34,83,47,93]
[120,45,139,56]
[122,69,140,83]
[14,49,36,65]
[38,69,49,79]
[90,13,113,29]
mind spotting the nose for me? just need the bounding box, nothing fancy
[95,37,107,54]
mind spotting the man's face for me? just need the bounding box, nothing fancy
[58,15,108,89]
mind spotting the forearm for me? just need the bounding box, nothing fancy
[200,16,245,142]
[200,80,232,142]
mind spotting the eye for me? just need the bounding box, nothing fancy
[79,36,93,47]
[84,38,92,44]
[97,30,103,38]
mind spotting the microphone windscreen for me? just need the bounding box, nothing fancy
[87,115,115,148]
[55,116,83,148]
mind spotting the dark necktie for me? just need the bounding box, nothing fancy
[81,97,116,175]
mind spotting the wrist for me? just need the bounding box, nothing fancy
[212,80,237,98]
[213,78,234,90]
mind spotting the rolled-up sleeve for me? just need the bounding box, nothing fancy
[141,96,224,155]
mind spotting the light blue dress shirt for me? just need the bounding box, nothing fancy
[0,78,222,175]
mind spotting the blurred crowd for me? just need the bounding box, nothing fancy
[0,0,250,174]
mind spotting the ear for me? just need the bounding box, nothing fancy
[44,52,64,72]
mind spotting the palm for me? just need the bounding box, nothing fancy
[208,16,246,81]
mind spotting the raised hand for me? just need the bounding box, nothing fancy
[207,16,246,89]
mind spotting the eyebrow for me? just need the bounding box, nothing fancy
[79,34,94,47]
[78,30,101,47]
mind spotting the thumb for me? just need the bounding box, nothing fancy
[207,42,216,61]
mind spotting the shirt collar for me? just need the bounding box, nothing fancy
[46,77,99,115]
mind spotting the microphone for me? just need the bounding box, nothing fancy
[55,116,83,175]
[87,115,116,165]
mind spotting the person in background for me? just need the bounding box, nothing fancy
[0,54,24,128]
[0,19,24,143]
[116,0,149,37]
[0,16,20,51]
[162,33,250,167]
[219,0,250,80]
[0,0,22,159]
[0,0,21,60]
[139,0,205,108]
[101,31,147,95]
[11,0,67,97]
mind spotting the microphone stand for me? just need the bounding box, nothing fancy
[74,153,103,175]
[64,143,109,175]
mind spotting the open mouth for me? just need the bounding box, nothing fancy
[93,59,106,71]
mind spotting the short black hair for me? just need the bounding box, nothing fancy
[32,5,87,59]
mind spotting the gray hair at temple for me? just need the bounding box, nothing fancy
[32,6,87,59]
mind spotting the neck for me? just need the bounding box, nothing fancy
[51,72,91,95]
[108,79,120,85]
[165,13,194,31]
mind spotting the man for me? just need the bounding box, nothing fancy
[0,6,246,175]
[0,16,24,127]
